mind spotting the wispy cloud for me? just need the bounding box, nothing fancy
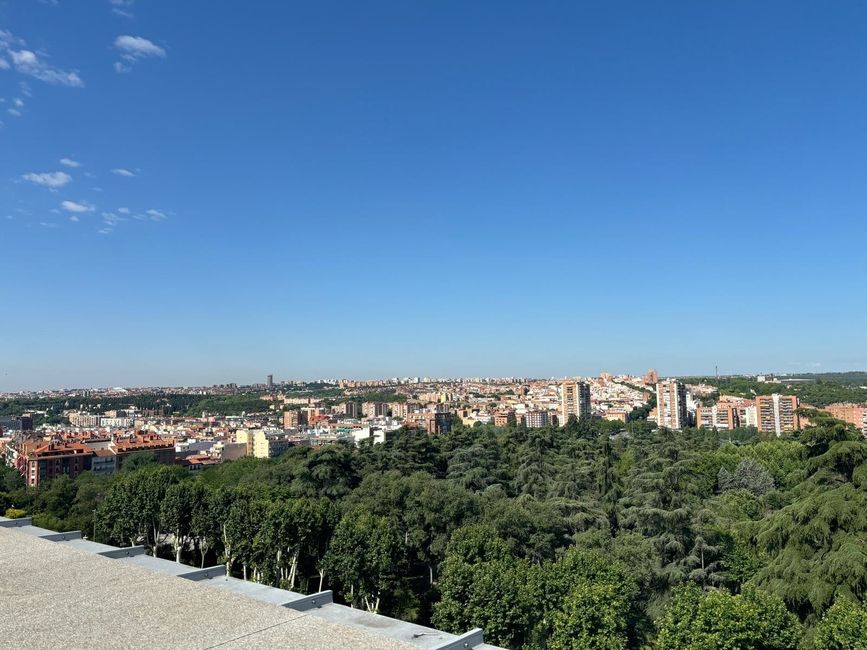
[98,227,113,235]
[0,31,84,87]
[60,157,80,168]
[110,0,135,18]
[145,208,167,221]
[22,171,72,189]
[118,207,130,214]
[102,211,125,226]
[61,200,95,213]
[112,168,136,177]
[69,215,80,222]
[113,35,166,72]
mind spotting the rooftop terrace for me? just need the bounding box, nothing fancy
[0,516,503,650]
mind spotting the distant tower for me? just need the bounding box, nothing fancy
[267,374,274,388]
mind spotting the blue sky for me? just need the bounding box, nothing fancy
[2,1,867,390]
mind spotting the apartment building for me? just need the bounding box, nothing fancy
[733,401,758,428]
[695,403,739,430]
[282,410,301,429]
[340,402,359,418]
[235,429,292,458]
[389,402,409,419]
[68,413,101,428]
[113,434,176,469]
[493,411,517,427]
[560,381,591,424]
[756,394,799,436]
[16,441,93,487]
[823,403,867,434]
[405,411,453,434]
[362,402,388,418]
[525,410,550,429]
[656,380,688,430]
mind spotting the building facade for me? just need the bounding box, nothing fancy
[695,403,738,430]
[525,410,550,429]
[756,394,799,436]
[17,441,93,488]
[823,403,867,434]
[560,381,592,424]
[656,380,688,430]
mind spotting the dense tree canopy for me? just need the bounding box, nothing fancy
[3,413,866,649]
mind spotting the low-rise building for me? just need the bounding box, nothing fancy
[525,410,550,429]
[17,441,93,487]
[235,429,293,458]
[113,434,176,469]
[406,411,453,434]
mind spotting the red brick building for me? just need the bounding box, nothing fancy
[17,441,94,487]
[113,434,176,469]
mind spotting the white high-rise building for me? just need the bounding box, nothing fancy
[560,381,591,424]
[656,380,688,430]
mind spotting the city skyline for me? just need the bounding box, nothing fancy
[4,2,867,391]
[1,366,863,394]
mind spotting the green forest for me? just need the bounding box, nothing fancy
[0,386,408,423]
[2,412,866,649]
[684,376,867,409]
[0,393,271,419]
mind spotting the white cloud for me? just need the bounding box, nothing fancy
[0,31,24,49]
[22,171,71,189]
[114,35,165,58]
[112,168,136,177]
[118,207,130,214]
[6,48,84,87]
[61,200,95,213]
[114,35,165,72]
[0,31,83,87]
[98,227,113,235]
[7,96,24,117]
[102,212,125,225]
[145,208,167,221]
[111,0,135,18]
[60,157,80,168]
[69,215,79,222]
